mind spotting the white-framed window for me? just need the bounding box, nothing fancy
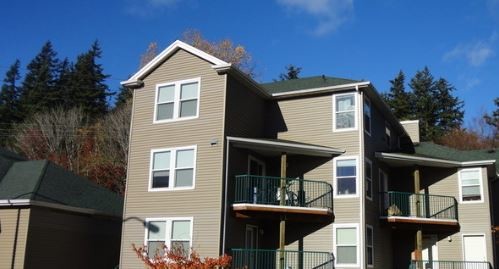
[385,124,391,148]
[144,217,193,258]
[458,168,483,203]
[366,225,374,267]
[154,78,200,123]
[149,146,197,191]
[333,93,357,131]
[334,156,359,198]
[364,97,372,135]
[334,223,359,267]
[365,158,373,201]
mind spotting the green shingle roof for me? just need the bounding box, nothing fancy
[261,76,362,94]
[0,151,123,217]
[414,142,499,174]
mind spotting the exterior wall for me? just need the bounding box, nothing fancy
[400,120,420,144]
[24,207,121,269]
[120,49,227,268]
[0,207,30,269]
[275,91,363,266]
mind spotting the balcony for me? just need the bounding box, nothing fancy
[232,175,334,222]
[232,248,334,269]
[380,191,459,228]
[409,260,490,269]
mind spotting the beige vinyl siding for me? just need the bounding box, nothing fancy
[24,207,121,269]
[121,49,226,268]
[426,167,494,264]
[400,121,420,144]
[0,208,29,269]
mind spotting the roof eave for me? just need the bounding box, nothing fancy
[270,81,371,99]
[376,152,497,168]
[213,64,272,99]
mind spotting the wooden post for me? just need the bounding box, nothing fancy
[413,166,423,269]
[279,153,287,269]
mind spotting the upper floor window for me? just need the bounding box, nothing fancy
[334,93,357,131]
[150,146,196,191]
[366,225,374,267]
[365,158,373,201]
[364,98,372,135]
[458,168,483,203]
[145,218,192,258]
[155,78,200,123]
[335,157,358,197]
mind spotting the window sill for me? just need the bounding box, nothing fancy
[148,186,195,192]
[153,115,199,124]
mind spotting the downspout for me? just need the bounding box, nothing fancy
[358,86,365,269]
[222,138,230,254]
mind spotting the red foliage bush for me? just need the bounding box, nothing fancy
[132,244,232,269]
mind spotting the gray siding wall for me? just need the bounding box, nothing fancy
[120,49,227,268]
[0,207,30,269]
[24,207,121,269]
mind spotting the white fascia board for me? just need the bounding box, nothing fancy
[271,81,371,99]
[121,40,228,85]
[227,136,345,155]
[376,152,496,168]
[399,120,420,124]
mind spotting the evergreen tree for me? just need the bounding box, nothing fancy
[54,58,74,109]
[115,85,133,108]
[0,60,23,128]
[484,97,499,148]
[409,67,438,141]
[19,41,59,116]
[433,78,464,134]
[383,71,412,120]
[278,65,302,80]
[69,41,110,118]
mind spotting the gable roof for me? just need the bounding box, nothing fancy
[414,142,499,174]
[0,154,123,217]
[261,76,363,95]
[121,40,228,86]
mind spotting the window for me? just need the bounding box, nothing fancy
[150,146,196,191]
[459,168,483,203]
[335,157,358,197]
[364,98,371,135]
[334,93,357,131]
[145,218,192,258]
[365,159,373,200]
[155,78,200,122]
[385,125,391,147]
[366,225,374,267]
[335,224,359,266]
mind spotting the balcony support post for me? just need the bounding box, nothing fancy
[413,166,423,268]
[279,153,287,269]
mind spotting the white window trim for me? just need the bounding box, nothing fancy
[334,223,360,268]
[365,158,373,201]
[461,233,487,262]
[366,224,374,267]
[144,217,194,257]
[333,92,358,132]
[247,155,266,176]
[149,145,197,192]
[458,167,484,204]
[385,123,391,148]
[333,155,360,198]
[153,77,201,124]
[363,97,372,136]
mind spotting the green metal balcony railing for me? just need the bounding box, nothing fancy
[380,191,458,221]
[234,175,333,210]
[409,260,490,269]
[232,248,334,269]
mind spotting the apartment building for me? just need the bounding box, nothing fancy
[119,40,498,269]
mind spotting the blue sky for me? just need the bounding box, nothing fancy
[1,0,498,123]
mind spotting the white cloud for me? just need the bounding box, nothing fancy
[443,35,496,67]
[125,0,179,17]
[276,0,354,35]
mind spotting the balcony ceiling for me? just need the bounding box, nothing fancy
[227,136,344,158]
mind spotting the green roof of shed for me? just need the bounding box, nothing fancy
[261,76,362,94]
[414,142,499,174]
[0,152,123,217]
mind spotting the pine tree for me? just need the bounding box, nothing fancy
[409,67,438,141]
[484,97,499,148]
[278,65,302,80]
[54,58,74,109]
[0,60,23,128]
[19,41,59,116]
[383,71,412,120]
[69,41,110,119]
[115,85,133,108]
[433,78,464,135]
